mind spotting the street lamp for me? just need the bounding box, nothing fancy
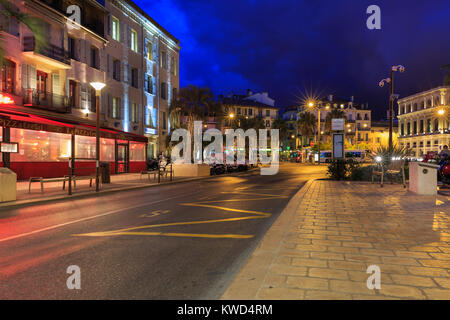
[90,82,106,192]
[307,100,322,165]
[379,65,405,151]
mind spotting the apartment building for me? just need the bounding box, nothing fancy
[302,96,371,146]
[221,90,279,130]
[397,86,449,158]
[0,0,179,179]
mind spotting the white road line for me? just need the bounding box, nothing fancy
[0,192,197,243]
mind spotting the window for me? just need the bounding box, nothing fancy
[265,120,270,127]
[162,112,167,130]
[173,59,177,76]
[413,121,417,134]
[420,120,424,133]
[407,122,410,135]
[172,87,177,102]
[131,68,138,88]
[112,97,121,119]
[266,109,270,117]
[170,56,175,74]
[400,123,404,136]
[248,108,253,116]
[113,59,120,81]
[90,46,99,69]
[258,110,262,118]
[160,51,167,69]
[68,37,77,60]
[146,41,153,60]
[130,29,138,52]
[131,102,138,123]
[434,118,439,131]
[112,16,120,41]
[0,59,16,94]
[160,82,167,100]
[237,108,241,115]
[145,74,153,94]
[427,119,432,133]
[376,137,381,143]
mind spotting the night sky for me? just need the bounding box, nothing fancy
[133,0,450,119]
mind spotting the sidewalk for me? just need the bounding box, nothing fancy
[222,180,450,300]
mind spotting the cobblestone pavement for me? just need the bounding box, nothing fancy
[222,180,450,300]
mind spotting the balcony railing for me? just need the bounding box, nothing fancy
[23,36,71,65]
[23,88,71,113]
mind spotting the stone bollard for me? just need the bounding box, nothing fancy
[408,162,439,195]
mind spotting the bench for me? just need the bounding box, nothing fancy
[29,176,69,193]
[372,159,406,188]
[29,175,99,193]
[140,170,159,181]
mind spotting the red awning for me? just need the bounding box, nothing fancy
[0,106,147,143]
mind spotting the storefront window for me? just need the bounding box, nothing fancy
[75,135,96,160]
[130,142,145,161]
[100,138,115,161]
[10,128,71,162]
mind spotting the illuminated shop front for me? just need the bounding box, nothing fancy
[0,109,147,180]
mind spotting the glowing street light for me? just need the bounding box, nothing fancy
[438,109,445,116]
[229,113,235,119]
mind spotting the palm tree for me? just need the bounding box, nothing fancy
[297,111,317,148]
[0,0,46,63]
[230,115,265,131]
[325,108,347,134]
[169,85,216,136]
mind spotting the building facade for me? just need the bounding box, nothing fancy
[397,86,449,158]
[0,0,179,179]
[221,91,279,130]
[301,96,372,147]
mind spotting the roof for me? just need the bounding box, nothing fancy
[123,0,180,45]
[222,96,278,109]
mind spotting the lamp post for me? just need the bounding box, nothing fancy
[307,100,321,165]
[379,65,405,151]
[90,82,106,192]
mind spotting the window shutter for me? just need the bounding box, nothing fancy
[144,38,148,58]
[29,65,36,89]
[138,104,142,124]
[127,25,131,48]
[144,74,148,93]
[52,74,60,94]
[107,14,111,36]
[120,22,125,44]
[120,98,124,120]
[108,94,112,117]
[21,64,28,89]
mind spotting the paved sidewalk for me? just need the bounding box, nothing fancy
[222,180,450,300]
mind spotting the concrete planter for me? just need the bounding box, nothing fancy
[173,163,210,177]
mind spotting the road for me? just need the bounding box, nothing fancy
[0,163,326,299]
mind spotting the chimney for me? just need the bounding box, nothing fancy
[247,89,253,96]
[328,94,333,102]
[350,96,354,102]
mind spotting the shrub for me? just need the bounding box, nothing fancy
[327,159,349,180]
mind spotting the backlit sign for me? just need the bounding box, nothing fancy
[0,142,19,153]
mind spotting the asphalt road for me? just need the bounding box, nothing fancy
[0,163,326,299]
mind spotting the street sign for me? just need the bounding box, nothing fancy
[332,118,344,131]
[0,142,19,153]
[332,134,344,159]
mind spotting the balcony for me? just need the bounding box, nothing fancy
[23,88,71,113]
[22,36,71,67]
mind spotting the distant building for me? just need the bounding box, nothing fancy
[397,86,449,157]
[368,120,398,151]
[221,90,279,130]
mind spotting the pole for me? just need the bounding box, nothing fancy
[317,108,321,165]
[389,69,394,151]
[96,92,100,192]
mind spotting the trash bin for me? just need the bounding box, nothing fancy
[409,162,439,195]
[0,167,17,202]
[100,162,111,184]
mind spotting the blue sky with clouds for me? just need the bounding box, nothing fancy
[133,0,450,119]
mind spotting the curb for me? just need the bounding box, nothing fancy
[0,167,259,211]
[220,179,315,300]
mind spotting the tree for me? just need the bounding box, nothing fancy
[325,108,347,134]
[230,115,265,131]
[169,85,217,136]
[297,111,317,148]
[0,0,46,64]
[271,117,289,140]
